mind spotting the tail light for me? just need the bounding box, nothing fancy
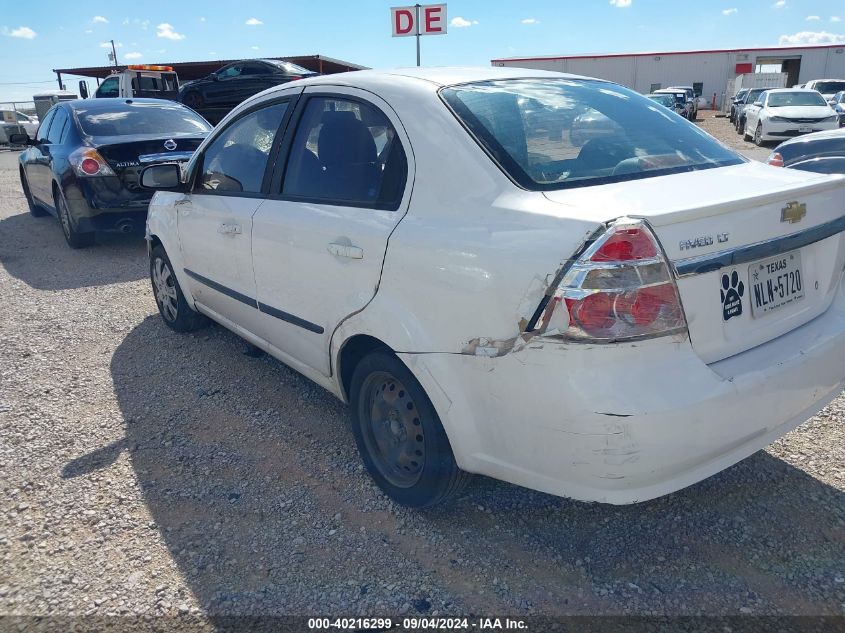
[766,152,784,167]
[535,218,687,342]
[69,147,116,177]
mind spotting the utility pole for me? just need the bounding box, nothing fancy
[110,40,119,68]
[415,4,421,66]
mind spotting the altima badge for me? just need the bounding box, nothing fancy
[781,201,806,224]
[163,139,177,151]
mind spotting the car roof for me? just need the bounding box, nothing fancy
[764,88,821,94]
[290,66,601,90]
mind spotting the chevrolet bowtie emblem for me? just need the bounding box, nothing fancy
[781,201,806,224]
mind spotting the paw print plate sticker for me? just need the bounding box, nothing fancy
[720,270,744,321]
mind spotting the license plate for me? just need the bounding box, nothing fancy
[749,250,804,317]
[798,125,812,133]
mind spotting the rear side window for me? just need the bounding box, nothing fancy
[47,108,68,144]
[282,97,407,209]
[441,78,741,191]
[196,101,289,194]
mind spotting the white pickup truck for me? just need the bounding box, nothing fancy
[85,65,180,101]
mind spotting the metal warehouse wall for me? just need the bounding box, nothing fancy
[494,47,845,107]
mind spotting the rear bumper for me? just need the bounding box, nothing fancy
[402,271,845,504]
[64,179,150,233]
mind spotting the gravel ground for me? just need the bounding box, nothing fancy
[695,110,773,162]
[1,148,844,626]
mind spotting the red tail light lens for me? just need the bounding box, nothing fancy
[69,147,116,178]
[767,152,784,167]
[538,219,687,342]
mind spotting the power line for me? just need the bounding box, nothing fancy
[0,80,57,86]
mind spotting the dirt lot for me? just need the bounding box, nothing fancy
[1,147,844,626]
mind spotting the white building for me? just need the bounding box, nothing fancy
[491,44,845,107]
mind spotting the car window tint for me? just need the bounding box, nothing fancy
[76,101,211,136]
[242,64,270,76]
[217,65,242,79]
[282,97,407,208]
[46,108,68,144]
[197,102,289,194]
[442,79,741,191]
[36,109,55,143]
[97,77,119,98]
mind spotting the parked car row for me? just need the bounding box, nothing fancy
[649,86,698,119]
[14,67,845,511]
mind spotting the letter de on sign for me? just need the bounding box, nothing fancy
[391,6,416,37]
[391,4,448,37]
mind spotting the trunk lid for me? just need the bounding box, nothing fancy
[543,162,845,363]
[93,134,205,191]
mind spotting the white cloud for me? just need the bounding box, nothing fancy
[521,18,539,24]
[832,16,842,22]
[779,30,845,45]
[122,18,129,26]
[100,41,123,48]
[251,45,259,50]
[245,17,263,25]
[200,17,206,22]
[610,0,632,6]
[124,51,143,59]
[84,29,93,34]
[773,0,786,7]
[806,15,820,21]
[92,16,108,24]
[156,23,185,40]
[450,16,478,27]
[722,8,738,15]
[2,26,37,39]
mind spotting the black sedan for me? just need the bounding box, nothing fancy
[18,98,211,248]
[178,59,315,112]
[767,128,845,174]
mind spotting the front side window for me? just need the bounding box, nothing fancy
[97,77,119,98]
[441,79,742,191]
[282,97,407,209]
[196,101,289,194]
[16,112,30,122]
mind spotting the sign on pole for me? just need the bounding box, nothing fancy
[391,4,447,66]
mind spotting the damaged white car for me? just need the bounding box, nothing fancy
[142,67,845,507]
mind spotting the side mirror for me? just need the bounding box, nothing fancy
[8,133,30,146]
[209,73,218,81]
[753,101,763,107]
[79,80,89,99]
[141,163,183,190]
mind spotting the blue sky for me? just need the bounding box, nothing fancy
[2,0,844,102]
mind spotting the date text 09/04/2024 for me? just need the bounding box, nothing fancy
[307,617,528,630]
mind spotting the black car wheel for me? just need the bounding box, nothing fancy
[182,92,204,110]
[54,186,95,249]
[349,351,471,507]
[149,245,209,332]
[20,168,48,217]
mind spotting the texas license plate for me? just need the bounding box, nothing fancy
[798,125,812,133]
[749,250,804,317]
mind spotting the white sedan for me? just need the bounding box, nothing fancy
[141,67,845,507]
[744,88,839,146]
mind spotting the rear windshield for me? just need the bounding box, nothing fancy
[813,81,845,94]
[75,101,211,137]
[767,91,828,107]
[131,73,178,93]
[263,59,315,75]
[647,94,675,107]
[441,78,742,191]
[745,89,765,102]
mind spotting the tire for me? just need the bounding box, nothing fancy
[54,186,95,249]
[349,351,471,507]
[149,244,209,333]
[754,123,764,147]
[182,91,204,110]
[20,168,47,217]
[743,122,752,142]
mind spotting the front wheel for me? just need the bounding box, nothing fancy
[149,245,208,332]
[754,123,765,146]
[349,351,470,507]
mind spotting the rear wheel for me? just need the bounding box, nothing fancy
[20,168,47,217]
[150,244,208,332]
[54,187,95,249]
[349,351,470,507]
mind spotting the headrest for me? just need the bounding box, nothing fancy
[318,112,377,167]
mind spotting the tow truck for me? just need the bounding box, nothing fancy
[79,65,180,101]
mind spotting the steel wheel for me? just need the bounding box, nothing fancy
[754,123,763,146]
[152,256,179,322]
[57,194,73,239]
[359,371,426,488]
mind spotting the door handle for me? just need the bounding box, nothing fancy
[174,199,191,207]
[218,223,242,235]
[327,242,363,259]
